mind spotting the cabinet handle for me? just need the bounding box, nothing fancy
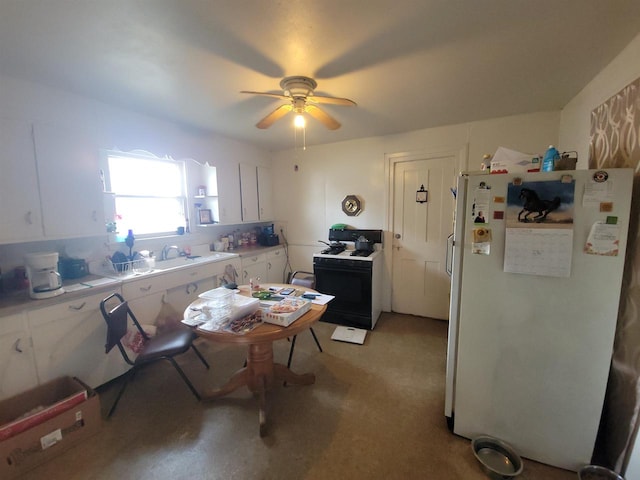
[189,271,198,276]
[186,282,198,294]
[140,285,152,292]
[268,262,272,270]
[68,302,87,310]
[92,210,97,221]
[25,211,33,225]
[14,338,23,353]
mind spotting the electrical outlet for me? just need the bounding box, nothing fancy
[274,222,287,241]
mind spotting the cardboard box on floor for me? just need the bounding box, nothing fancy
[0,376,101,479]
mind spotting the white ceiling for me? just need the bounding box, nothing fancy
[1,1,640,151]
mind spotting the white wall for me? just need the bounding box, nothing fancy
[560,33,640,167]
[271,111,560,310]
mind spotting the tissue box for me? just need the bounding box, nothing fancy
[263,298,312,327]
[490,146,541,174]
[0,376,101,479]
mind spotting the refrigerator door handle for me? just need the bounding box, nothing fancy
[446,233,454,276]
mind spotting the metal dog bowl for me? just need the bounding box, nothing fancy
[578,465,624,480]
[472,435,523,479]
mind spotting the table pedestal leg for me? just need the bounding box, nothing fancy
[203,341,316,433]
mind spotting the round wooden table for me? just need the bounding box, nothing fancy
[186,285,326,436]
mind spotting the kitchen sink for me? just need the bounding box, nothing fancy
[154,252,238,271]
[100,251,239,279]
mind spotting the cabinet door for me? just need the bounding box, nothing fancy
[257,166,273,221]
[0,312,39,400]
[266,248,287,283]
[166,277,216,315]
[0,119,44,243]
[241,261,268,285]
[28,290,128,388]
[216,164,242,224]
[33,122,105,238]
[239,163,259,222]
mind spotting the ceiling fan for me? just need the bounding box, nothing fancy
[241,76,356,130]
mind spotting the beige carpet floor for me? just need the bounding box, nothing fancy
[19,313,576,480]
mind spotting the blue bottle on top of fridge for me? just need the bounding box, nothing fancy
[541,145,559,172]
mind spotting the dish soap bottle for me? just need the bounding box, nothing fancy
[542,145,559,172]
[125,229,135,260]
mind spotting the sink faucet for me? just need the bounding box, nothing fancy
[161,245,180,261]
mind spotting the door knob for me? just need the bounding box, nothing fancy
[395,234,401,239]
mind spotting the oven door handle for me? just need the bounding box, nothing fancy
[314,264,371,274]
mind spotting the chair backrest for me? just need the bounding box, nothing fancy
[104,300,130,353]
[289,270,315,289]
[100,292,147,363]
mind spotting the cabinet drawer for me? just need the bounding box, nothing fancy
[122,271,184,299]
[27,290,114,327]
[266,247,284,260]
[173,263,216,285]
[242,253,266,265]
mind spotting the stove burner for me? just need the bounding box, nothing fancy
[350,250,373,257]
[321,244,346,255]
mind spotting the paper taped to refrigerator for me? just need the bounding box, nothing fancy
[503,227,573,277]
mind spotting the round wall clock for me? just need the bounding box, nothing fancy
[342,195,362,216]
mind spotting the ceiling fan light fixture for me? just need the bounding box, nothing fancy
[294,114,306,128]
[241,75,355,130]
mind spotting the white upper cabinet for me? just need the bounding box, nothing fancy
[257,165,273,221]
[239,163,259,222]
[33,122,106,238]
[0,119,44,243]
[240,163,273,223]
[216,163,242,225]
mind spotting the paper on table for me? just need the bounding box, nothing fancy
[304,292,335,305]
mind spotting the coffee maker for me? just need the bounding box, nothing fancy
[24,252,64,299]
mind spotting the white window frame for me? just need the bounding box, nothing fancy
[102,149,189,239]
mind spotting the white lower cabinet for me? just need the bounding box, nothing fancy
[166,277,216,316]
[266,247,287,283]
[122,274,177,326]
[28,290,127,389]
[3,257,245,393]
[240,253,268,285]
[0,312,39,400]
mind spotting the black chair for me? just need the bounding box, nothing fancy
[99,292,210,417]
[286,271,323,368]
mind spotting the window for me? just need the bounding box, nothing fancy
[105,150,188,238]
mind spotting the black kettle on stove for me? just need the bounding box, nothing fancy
[354,235,374,252]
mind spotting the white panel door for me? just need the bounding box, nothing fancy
[391,152,461,319]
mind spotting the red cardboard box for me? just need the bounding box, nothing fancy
[0,376,101,479]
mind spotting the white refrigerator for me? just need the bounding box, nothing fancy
[445,168,633,471]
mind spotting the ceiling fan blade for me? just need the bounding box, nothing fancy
[308,95,357,107]
[256,104,292,129]
[240,90,289,100]
[305,104,341,130]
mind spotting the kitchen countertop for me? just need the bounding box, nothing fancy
[229,244,284,257]
[0,244,285,316]
[0,274,121,316]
